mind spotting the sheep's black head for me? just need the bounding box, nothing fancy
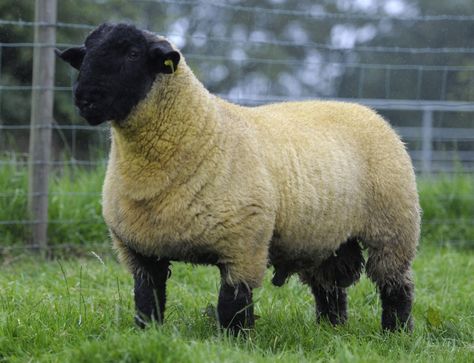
[56,23,180,125]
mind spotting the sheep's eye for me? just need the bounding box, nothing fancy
[127,50,139,61]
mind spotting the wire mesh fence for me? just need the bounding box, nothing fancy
[0,0,473,252]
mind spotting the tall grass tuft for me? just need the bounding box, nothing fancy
[0,154,30,245]
[418,173,474,247]
[0,155,108,247]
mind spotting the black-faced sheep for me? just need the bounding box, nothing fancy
[57,23,420,335]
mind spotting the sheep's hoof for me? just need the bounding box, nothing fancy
[135,314,149,329]
[272,267,290,287]
[134,313,164,329]
[224,324,254,337]
[220,315,255,337]
[312,286,348,327]
[381,311,414,332]
[217,282,255,336]
[317,312,348,326]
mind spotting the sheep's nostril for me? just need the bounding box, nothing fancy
[75,96,94,109]
[74,87,104,111]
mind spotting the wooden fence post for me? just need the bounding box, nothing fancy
[421,108,433,174]
[28,0,57,252]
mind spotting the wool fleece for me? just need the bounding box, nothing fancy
[102,55,420,291]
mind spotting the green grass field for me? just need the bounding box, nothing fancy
[1,161,473,362]
[1,246,473,362]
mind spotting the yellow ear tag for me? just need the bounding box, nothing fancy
[164,59,175,73]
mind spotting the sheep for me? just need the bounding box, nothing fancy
[56,23,420,335]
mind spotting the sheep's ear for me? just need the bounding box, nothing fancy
[149,41,180,74]
[55,46,86,70]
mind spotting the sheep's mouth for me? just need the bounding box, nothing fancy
[75,96,114,125]
[84,115,107,125]
[75,89,139,125]
[78,107,108,125]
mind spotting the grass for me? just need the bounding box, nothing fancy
[0,158,473,361]
[0,245,473,362]
[418,174,474,247]
[0,156,107,247]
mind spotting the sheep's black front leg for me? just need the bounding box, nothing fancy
[130,251,170,328]
[311,285,348,325]
[217,281,254,335]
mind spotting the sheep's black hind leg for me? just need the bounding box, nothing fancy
[366,246,415,332]
[312,285,348,325]
[379,281,413,331]
[129,249,171,328]
[217,281,254,335]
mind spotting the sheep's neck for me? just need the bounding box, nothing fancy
[110,65,220,196]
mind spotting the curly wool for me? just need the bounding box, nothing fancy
[103,49,420,289]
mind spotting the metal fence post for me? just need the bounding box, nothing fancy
[421,108,433,174]
[28,0,57,252]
